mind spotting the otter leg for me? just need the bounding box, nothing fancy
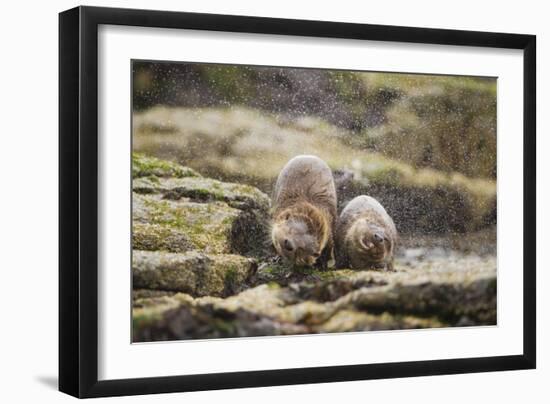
[386,259,395,272]
[326,236,336,269]
[316,247,329,270]
[334,246,348,269]
[316,238,334,270]
[327,249,336,269]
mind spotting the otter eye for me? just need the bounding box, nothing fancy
[285,213,291,220]
[312,252,320,258]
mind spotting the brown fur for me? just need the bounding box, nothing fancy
[336,195,397,270]
[271,156,337,268]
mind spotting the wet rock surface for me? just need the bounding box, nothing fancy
[132,153,497,342]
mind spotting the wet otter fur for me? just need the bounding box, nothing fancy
[336,195,397,270]
[271,155,337,268]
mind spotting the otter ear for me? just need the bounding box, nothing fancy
[285,213,291,220]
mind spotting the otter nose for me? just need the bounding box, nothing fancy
[283,239,294,252]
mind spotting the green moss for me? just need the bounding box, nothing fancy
[132,223,193,253]
[144,175,160,184]
[254,262,350,286]
[223,266,241,294]
[132,152,200,178]
[211,318,238,335]
[132,295,183,333]
[133,174,270,211]
[136,194,239,253]
[133,251,255,297]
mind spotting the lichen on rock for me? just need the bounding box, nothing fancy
[133,193,243,254]
[132,250,257,297]
[132,152,201,178]
[132,223,195,253]
[133,175,270,211]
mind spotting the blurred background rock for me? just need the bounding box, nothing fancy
[133,62,496,177]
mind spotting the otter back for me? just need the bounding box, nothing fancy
[273,155,337,217]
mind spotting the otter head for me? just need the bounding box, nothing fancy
[272,211,324,267]
[347,219,391,268]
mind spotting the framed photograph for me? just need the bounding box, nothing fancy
[59,6,536,398]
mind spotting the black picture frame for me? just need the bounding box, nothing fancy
[59,5,536,398]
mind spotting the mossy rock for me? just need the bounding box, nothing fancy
[133,175,270,211]
[133,253,495,341]
[133,223,195,253]
[132,250,257,297]
[133,193,269,256]
[132,289,176,302]
[365,77,496,178]
[133,193,240,254]
[132,152,200,178]
[253,260,361,287]
[132,292,195,336]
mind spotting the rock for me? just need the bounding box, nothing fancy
[368,81,497,179]
[333,165,496,233]
[133,175,270,211]
[132,250,257,297]
[331,256,497,324]
[313,310,444,333]
[132,289,176,302]
[133,193,243,254]
[131,156,271,256]
[132,254,496,341]
[133,223,195,253]
[133,192,269,256]
[252,260,341,286]
[133,293,196,338]
[132,152,200,178]
[133,302,310,342]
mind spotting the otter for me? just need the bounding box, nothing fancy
[271,155,337,268]
[336,195,397,270]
